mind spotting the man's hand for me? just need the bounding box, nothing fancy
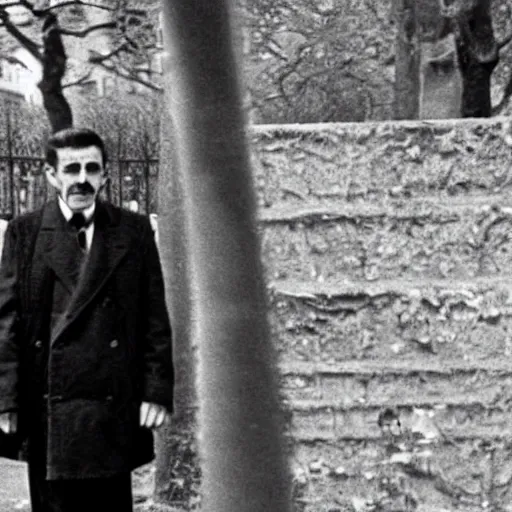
[0,411,17,434]
[140,402,169,429]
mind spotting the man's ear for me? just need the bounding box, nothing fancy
[44,163,60,189]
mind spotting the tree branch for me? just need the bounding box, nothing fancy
[425,48,455,65]
[62,69,92,88]
[88,43,129,64]
[0,52,29,69]
[55,0,115,11]
[91,59,162,91]
[0,8,42,61]
[498,29,512,50]
[59,21,116,37]
[0,1,24,8]
[23,0,116,15]
[130,66,158,76]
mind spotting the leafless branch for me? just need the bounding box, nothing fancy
[0,52,29,68]
[498,29,512,50]
[16,0,42,13]
[25,0,116,14]
[88,43,128,64]
[131,66,158,76]
[0,1,23,8]
[62,69,92,88]
[59,21,116,37]
[61,0,115,11]
[0,7,42,61]
[425,48,455,65]
[91,59,162,92]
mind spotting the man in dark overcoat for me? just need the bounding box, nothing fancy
[0,128,174,512]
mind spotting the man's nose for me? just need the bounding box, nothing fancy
[77,167,88,183]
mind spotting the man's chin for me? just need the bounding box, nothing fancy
[66,194,95,211]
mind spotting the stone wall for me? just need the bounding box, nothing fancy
[249,118,512,512]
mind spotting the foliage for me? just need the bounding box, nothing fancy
[240,0,512,123]
[71,94,160,159]
[0,99,49,155]
[0,94,160,159]
[240,0,397,123]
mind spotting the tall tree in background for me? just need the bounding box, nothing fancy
[393,0,512,119]
[38,11,71,131]
[394,0,420,119]
[438,0,512,117]
[0,0,161,132]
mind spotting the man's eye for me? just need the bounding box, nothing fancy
[86,162,102,173]
[64,163,81,174]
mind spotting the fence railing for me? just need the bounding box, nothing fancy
[0,155,159,219]
[0,97,160,219]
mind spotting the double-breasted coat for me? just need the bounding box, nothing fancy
[0,199,174,479]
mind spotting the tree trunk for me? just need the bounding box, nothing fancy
[419,34,462,119]
[160,0,291,511]
[38,13,73,132]
[394,0,420,119]
[451,0,498,117]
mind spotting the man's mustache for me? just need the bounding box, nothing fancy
[68,183,96,195]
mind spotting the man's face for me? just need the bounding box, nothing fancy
[46,146,107,212]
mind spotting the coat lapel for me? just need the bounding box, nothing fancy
[37,200,80,294]
[51,201,131,344]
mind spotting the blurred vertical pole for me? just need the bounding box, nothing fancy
[155,105,200,504]
[160,1,291,511]
[155,5,199,501]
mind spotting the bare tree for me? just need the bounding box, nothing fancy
[424,0,512,117]
[0,0,161,131]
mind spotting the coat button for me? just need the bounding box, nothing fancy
[110,339,119,348]
[103,297,112,307]
[34,340,43,349]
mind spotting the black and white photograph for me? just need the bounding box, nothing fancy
[1,1,512,511]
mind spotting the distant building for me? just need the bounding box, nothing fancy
[0,48,42,105]
[0,1,162,105]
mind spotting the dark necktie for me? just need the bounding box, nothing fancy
[69,213,92,251]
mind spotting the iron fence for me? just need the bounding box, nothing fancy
[0,99,160,219]
[0,155,159,219]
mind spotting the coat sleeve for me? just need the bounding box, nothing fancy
[140,218,174,412]
[0,221,20,413]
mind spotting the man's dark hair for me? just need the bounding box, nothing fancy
[46,127,108,168]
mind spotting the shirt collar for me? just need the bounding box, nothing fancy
[58,196,96,224]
